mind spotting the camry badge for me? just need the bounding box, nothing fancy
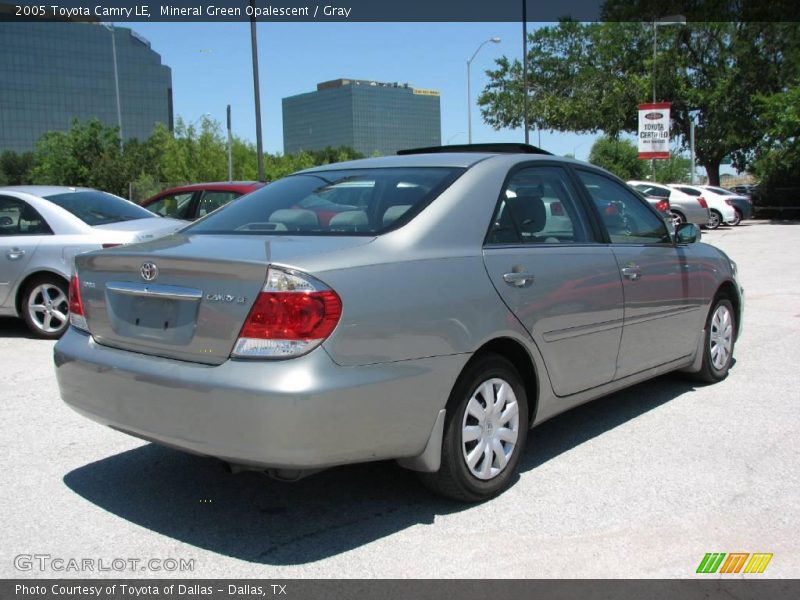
[140,262,159,282]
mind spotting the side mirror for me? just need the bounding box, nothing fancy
[675,222,700,244]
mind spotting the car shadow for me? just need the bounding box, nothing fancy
[0,316,36,339]
[63,372,700,565]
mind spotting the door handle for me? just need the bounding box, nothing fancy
[6,248,25,260]
[621,266,642,281]
[503,272,534,288]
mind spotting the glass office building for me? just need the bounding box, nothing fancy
[283,79,441,157]
[0,20,172,153]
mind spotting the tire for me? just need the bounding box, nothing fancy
[707,209,722,230]
[670,211,685,228]
[690,296,736,384]
[419,354,529,502]
[730,209,742,226]
[20,275,70,339]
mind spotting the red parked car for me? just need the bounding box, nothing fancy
[142,182,266,221]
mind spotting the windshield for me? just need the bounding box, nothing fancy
[44,191,155,226]
[186,167,464,236]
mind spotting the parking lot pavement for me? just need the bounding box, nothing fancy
[1,219,798,579]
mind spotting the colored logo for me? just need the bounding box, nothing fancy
[645,111,664,120]
[696,553,773,574]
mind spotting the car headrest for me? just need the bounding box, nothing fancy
[329,210,369,232]
[507,195,546,234]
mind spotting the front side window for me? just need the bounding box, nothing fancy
[187,168,464,235]
[44,191,154,226]
[146,192,195,219]
[486,166,591,245]
[577,171,671,244]
[0,196,52,235]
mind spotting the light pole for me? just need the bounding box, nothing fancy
[651,15,686,181]
[249,0,265,182]
[522,0,529,144]
[447,132,466,144]
[102,24,123,153]
[467,37,501,144]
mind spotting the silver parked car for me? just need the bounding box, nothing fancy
[627,180,710,229]
[54,148,743,501]
[0,186,186,338]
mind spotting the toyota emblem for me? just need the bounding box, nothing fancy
[140,262,159,281]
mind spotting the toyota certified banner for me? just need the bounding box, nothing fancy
[638,102,671,159]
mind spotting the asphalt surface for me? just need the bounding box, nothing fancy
[1,220,798,578]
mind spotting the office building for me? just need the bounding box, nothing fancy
[283,79,441,157]
[0,19,172,153]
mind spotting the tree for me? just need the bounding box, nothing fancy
[0,151,35,185]
[589,136,646,180]
[479,21,800,185]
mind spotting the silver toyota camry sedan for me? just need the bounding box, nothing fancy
[0,186,186,338]
[54,146,743,501]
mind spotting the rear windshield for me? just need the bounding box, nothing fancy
[185,167,464,236]
[44,191,155,226]
[705,186,732,195]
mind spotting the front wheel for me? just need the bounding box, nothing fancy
[691,296,736,384]
[21,275,70,339]
[707,210,722,230]
[419,354,528,502]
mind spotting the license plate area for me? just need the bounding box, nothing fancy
[105,284,201,345]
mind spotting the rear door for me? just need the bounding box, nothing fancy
[575,170,704,378]
[482,164,624,397]
[0,196,51,306]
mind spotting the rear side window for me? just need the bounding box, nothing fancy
[487,166,592,245]
[44,191,154,225]
[675,186,702,196]
[147,192,195,219]
[186,168,464,236]
[634,184,670,199]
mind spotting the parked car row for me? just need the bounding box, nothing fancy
[627,181,754,230]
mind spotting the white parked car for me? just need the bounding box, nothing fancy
[0,186,186,338]
[668,184,737,230]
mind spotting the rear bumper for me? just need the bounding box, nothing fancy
[54,328,466,469]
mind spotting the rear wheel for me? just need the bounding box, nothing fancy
[691,296,736,384]
[21,275,69,339]
[670,211,685,228]
[419,354,528,502]
[730,209,742,226]
[707,209,722,230]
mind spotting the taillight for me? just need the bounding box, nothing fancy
[102,243,122,249]
[68,274,88,332]
[724,199,734,206]
[697,197,708,209]
[655,199,669,213]
[232,267,342,359]
[550,202,565,216]
[604,203,619,215]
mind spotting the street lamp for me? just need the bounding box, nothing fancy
[447,132,466,144]
[467,37,501,144]
[651,15,686,180]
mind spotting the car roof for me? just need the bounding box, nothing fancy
[155,181,265,192]
[0,185,97,197]
[297,152,511,172]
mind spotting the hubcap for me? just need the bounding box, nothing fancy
[27,283,68,334]
[709,305,734,370]
[670,212,684,228]
[461,378,520,480]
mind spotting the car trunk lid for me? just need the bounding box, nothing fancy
[74,234,372,364]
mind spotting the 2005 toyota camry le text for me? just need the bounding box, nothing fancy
[53,144,743,502]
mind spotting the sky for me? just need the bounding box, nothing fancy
[119,21,604,160]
